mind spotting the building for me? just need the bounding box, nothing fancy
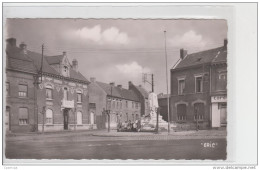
[157,93,170,122]
[5,38,92,133]
[128,81,149,117]
[88,78,141,129]
[170,40,227,130]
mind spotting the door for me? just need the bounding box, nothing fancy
[90,112,95,124]
[220,103,227,125]
[64,109,69,130]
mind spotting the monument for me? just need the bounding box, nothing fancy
[141,92,168,131]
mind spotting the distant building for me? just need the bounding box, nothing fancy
[5,38,91,133]
[170,40,227,130]
[88,79,142,129]
[128,82,149,117]
[157,93,170,122]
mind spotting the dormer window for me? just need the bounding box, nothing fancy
[62,65,69,77]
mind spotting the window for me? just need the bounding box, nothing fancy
[132,114,135,121]
[63,66,69,77]
[112,100,115,109]
[63,87,68,100]
[126,101,128,108]
[46,88,53,99]
[177,104,187,121]
[18,84,27,97]
[178,79,185,95]
[195,76,203,93]
[19,107,28,125]
[120,101,122,109]
[77,93,82,103]
[136,102,138,109]
[126,113,128,121]
[194,103,205,121]
[77,111,83,124]
[217,72,227,91]
[117,101,119,109]
[132,102,134,108]
[6,82,10,96]
[46,109,53,124]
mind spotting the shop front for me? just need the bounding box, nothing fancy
[211,95,227,128]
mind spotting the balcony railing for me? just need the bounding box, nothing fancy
[62,99,74,108]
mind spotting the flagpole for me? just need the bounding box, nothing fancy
[164,30,170,134]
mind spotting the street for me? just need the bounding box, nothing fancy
[5,131,226,160]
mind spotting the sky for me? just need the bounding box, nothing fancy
[6,19,227,94]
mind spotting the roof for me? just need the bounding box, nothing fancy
[96,81,140,102]
[6,45,38,73]
[6,43,89,83]
[135,85,149,99]
[158,93,170,99]
[45,55,64,65]
[174,46,227,69]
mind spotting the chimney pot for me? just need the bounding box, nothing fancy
[180,48,187,60]
[224,39,228,48]
[19,42,27,55]
[63,51,66,56]
[90,77,96,83]
[109,82,115,86]
[72,59,78,72]
[6,38,16,47]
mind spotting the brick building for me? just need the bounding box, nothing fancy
[5,38,91,133]
[88,78,141,129]
[128,81,149,117]
[170,40,227,130]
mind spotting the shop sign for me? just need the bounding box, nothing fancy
[211,95,227,102]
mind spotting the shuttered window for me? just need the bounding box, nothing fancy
[46,109,53,124]
[18,84,27,97]
[19,107,28,125]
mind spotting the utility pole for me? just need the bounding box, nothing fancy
[164,30,171,134]
[40,44,44,82]
[152,74,154,92]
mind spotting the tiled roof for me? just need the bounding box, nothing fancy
[96,81,139,102]
[174,46,227,69]
[6,46,37,73]
[6,44,89,83]
[45,55,64,65]
[135,85,149,99]
[158,93,170,99]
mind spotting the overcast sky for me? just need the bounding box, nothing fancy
[6,19,227,94]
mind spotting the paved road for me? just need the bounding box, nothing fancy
[5,133,226,160]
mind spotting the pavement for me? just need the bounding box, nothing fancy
[5,128,226,142]
[93,129,226,137]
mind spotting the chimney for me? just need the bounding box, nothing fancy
[109,82,115,86]
[90,77,96,83]
[63,51,66,56]
[6,38,16,47]
[72,59,78,72]
[180,48,187,60]
[224,39,228,49]
[117,85,122,89]
[19,42,27,55]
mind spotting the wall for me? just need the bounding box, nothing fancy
[170,65,211,130]
[88,81,107,129]
[6,70,36,133]
[37,75,89,132]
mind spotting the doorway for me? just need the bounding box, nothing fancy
[63,109,69,130]
[220,103,227,126]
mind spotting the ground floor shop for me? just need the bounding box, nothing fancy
[211,95,227,128]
